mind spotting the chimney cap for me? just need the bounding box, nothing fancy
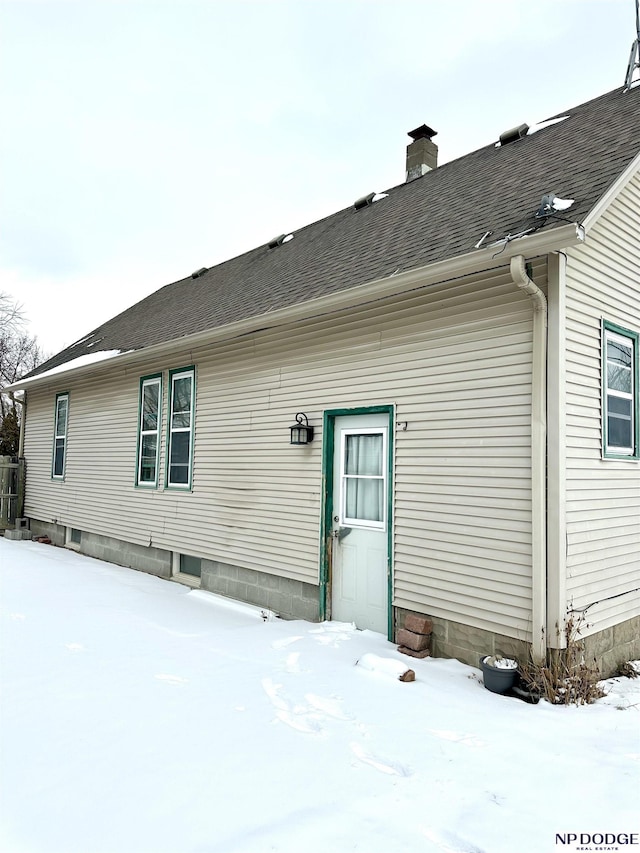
[408,124,437,142]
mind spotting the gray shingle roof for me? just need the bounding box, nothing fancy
[31,85,640,377]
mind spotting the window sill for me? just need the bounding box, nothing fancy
[172,572,201,588]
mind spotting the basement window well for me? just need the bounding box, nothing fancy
[65,527,82,550]
[173,553,202,586]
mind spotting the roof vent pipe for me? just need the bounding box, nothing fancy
[405,124,438,181]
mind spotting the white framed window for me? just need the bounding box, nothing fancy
[340,427,387,529]
[52,393,69,479]
[172,552,201,587]
[65,526,81,550]
[602,322,639,459]
[167,367,195,488]
[136,374,162,487]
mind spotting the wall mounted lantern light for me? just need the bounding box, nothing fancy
[289,413,314,445]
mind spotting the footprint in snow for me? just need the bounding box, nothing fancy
[274,709,324,735]
[155,674,189,686]
[309,622,355,633]
[271,636,303,650]
[429,729,486,748]
[421,827,487,853]
[308,625,354,647]
[284,651,309,674]
[305,693,354,720]
[350,742,412,777]
[262,679,326,735]
[261,677,290,711]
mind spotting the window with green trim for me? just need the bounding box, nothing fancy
[52,393,69,479]
[167,367,195,488]
[136,375,162,486]
[602,322,639,459]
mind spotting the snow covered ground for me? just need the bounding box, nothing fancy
[1,538,638,853]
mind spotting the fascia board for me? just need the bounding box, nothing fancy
[581,151,640,234]
[7,221,583,393]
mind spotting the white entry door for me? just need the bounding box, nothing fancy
[331,414,389,634]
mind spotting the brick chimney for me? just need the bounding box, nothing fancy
[405,124,438,181]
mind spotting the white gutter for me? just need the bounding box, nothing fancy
[509,255,547,665]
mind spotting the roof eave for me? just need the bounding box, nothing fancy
[7,221,584,393]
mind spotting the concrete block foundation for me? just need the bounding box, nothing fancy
[3,528,32,540]
[80,531,172,579]
[29,519,66,546]
[22,519,639,676]
[395,607,531,670]
[28,520,172,578]
[395,607,639,678]
[26,518,320,623]
[201,559,320,621]
[584,616,640,678]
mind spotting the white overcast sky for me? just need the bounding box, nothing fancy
[1,0,637,356]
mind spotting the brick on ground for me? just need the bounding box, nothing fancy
[404,613,433,635]
[398,646,431,659]
[398,669,416,682]
[397,628,431,651]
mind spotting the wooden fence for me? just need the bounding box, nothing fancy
[0,456,25,529]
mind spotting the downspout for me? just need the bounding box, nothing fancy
[18,391,27,457]
[17,390,27,521]
[509,256,547,665]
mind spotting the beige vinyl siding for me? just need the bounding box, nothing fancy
[563,169,640,634]
[23,261,543,638]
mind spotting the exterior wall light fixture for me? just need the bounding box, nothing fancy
[289,413,314,445]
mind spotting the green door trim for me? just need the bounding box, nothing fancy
[319,405,395,640]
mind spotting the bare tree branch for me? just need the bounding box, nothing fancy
[0,292,47,426]
[0,292,25,335]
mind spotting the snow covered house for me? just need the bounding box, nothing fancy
[9,85,640,676]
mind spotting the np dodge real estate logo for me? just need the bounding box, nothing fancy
[555,833,639,850]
